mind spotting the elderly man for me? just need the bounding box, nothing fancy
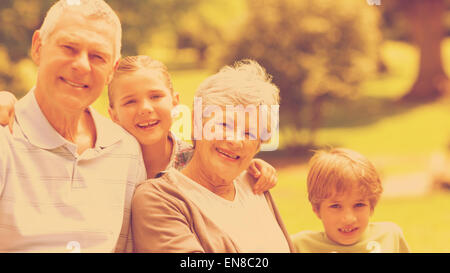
[0,0,146,252]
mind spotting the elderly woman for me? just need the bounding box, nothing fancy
[131,60,294,253]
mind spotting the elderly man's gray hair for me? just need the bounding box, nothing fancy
[39,0,122,62]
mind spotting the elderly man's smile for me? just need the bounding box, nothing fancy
[60,77,89,89]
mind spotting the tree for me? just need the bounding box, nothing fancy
[401,0,449,101]
[383,0,450,101]
[0,0,202,96]
[219,0,381,143]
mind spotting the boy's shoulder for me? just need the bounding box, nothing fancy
[291,230,329,253]
[291,230,323,241]
[367,222,404,237]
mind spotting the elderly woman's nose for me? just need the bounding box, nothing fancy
[226,138,244,149]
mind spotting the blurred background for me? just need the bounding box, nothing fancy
[1,0,449,252]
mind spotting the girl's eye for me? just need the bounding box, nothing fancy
[150,95,162,100]
[123,100,136,105]
[355,203,367,208]
[330,204,341,209]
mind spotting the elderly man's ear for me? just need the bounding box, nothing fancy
[107,59,120,85]
[31,31,43,65]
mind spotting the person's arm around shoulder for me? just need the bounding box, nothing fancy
[247,158,277,194]
[0,91,17,133]
[0,125,10,195]
[131,179,205,253]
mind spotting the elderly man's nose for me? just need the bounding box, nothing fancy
[72,52,91,74]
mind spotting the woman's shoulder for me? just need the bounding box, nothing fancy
[134,168,184,200]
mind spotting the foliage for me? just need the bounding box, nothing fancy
[219,0,382,130]
[0,0,203,96]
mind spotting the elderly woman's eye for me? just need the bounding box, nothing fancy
[245,131,257,139]
[220,122,232,129]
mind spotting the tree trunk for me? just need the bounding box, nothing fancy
[308,94,327,146]
[401,0,449,102]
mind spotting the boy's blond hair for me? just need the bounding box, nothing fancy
[307,148,383,211]
[108,55,174,108]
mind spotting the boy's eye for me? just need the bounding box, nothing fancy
[150,94,162,100]
[329,204,341,209]
[355,203,367,208]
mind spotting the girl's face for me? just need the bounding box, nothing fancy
[109,69,179,145]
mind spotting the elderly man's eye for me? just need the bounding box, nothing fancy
[94,55,104,61]
[62,45,75,53]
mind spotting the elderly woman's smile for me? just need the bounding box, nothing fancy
[216,147,240,160]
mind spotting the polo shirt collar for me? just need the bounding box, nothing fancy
[15,88,125,150]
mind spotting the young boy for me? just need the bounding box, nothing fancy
[292,148,410,253]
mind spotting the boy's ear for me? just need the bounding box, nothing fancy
[312,204,321,219]
[108,106,119,124]
[369,206,375,217]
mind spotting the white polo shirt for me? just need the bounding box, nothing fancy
[0,89,147,252]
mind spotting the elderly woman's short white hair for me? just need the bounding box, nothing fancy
[195,59,280,107]
[39,0,122,62]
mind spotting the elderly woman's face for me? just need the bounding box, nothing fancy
[194,107,261,182]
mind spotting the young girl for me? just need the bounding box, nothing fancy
[0,55,277,191]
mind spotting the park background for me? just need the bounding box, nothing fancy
[1,0,449,252]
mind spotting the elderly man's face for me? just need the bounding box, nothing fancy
[32,10,117,112]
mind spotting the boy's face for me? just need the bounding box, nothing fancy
[314,188,373,246]
[109,69,178,145]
